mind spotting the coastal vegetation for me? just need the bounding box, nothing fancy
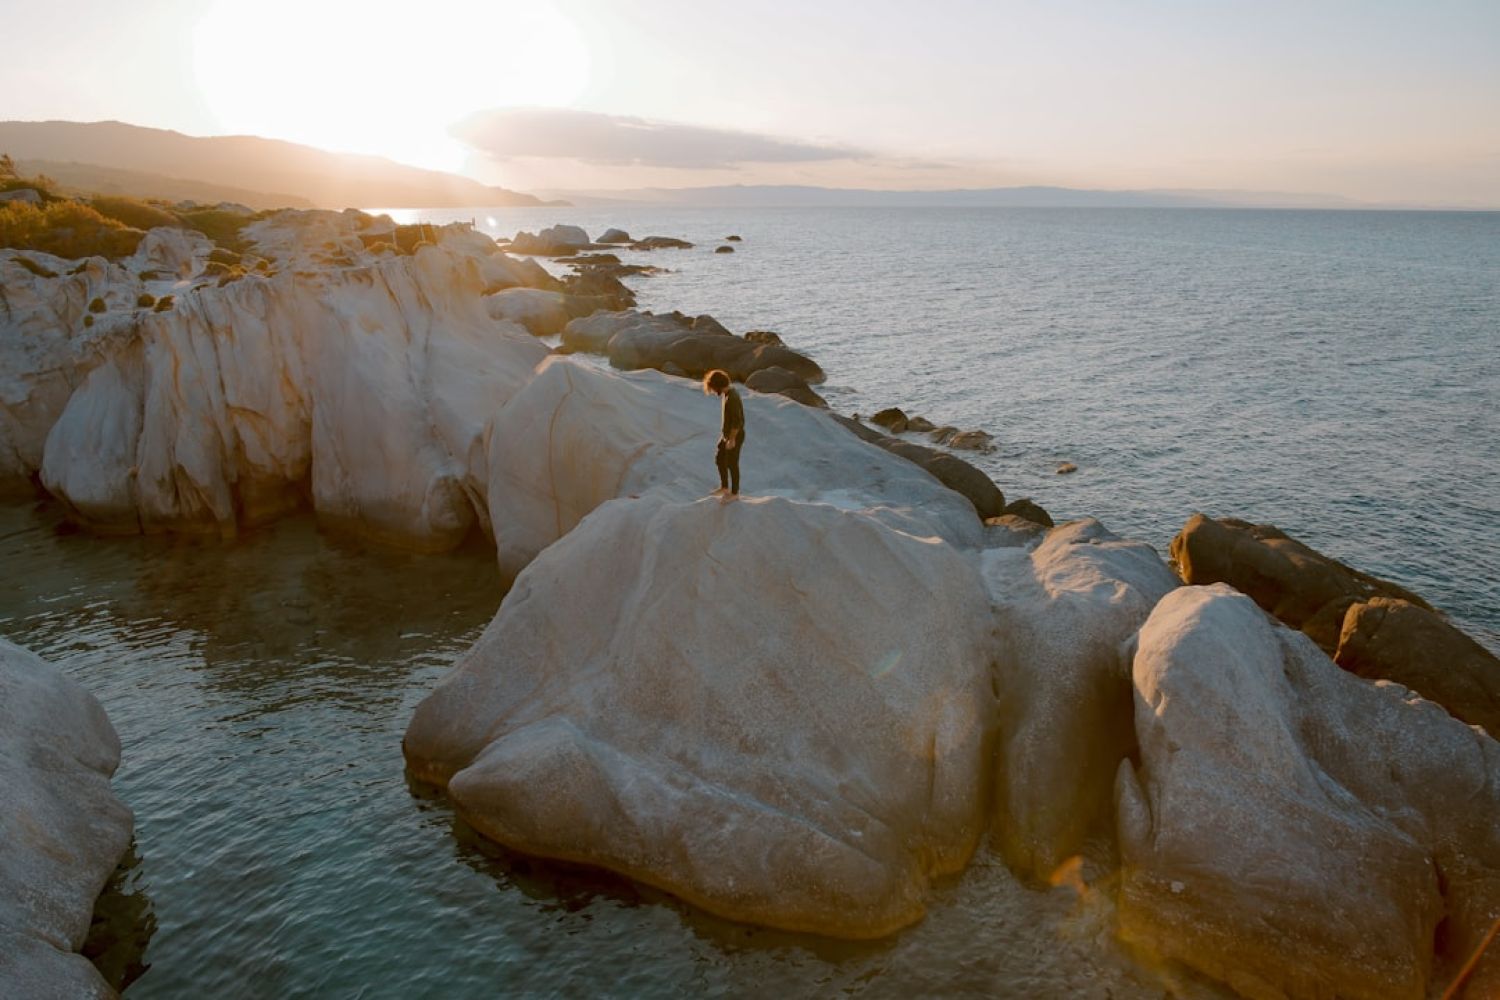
[0,156,260,260]
[0,199,145,260]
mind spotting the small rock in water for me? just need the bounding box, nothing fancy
[946,430,994,452]
[598,228,632,244]
[1001,497,1053,528]
[725,235,742,241]
[1056,462,1078,475]
[871,407,910,433]
[715,245,735,254]
[631,236,694,251]
[929,426,958,445]
[906,415,936,433]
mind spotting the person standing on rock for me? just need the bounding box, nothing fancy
[704,369,745,498]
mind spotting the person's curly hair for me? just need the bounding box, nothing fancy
[702,369,731,394]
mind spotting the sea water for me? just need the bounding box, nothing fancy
[3,206,1496,996]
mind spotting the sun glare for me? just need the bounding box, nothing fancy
[191,0,590,172]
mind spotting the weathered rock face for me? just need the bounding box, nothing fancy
[28,224,549,549]
[560,310,825,384]
[1,639,133,1000]
[404,495,998,938]
[484,358,984,579]
[127,227,212,281]
[981,520,1177,879]
[0,251,147,486]
[833,414,1005,520]
[1169,513,1432,652]
[1337,597,1500,737]
[596,227,631,244]
[1116,585,1500,1000]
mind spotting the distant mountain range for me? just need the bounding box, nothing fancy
[542,183,1382,210]
[0,120,562,210]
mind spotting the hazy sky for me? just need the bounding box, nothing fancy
[4,0,1498,204]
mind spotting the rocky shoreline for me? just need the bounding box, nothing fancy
[2,208,1498,998]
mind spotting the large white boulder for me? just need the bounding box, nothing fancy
[980,518,1177,878]
[38,242,548,549]
[1115,584,1500,1000]
[483,357,984,579]
[404,494,998,937]
[0,639,132,999]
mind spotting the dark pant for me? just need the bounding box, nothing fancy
[716,435,744,493]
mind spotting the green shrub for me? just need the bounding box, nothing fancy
[83,314,94,327]
[175,209,251,253]
[12,255,57,278]
[153,294,174,312]
[88,296,106,313]
[0,200,144,259]
[90,196,179,231]
[136,292,155,308]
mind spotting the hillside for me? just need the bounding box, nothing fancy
[12,159,314,210]
[0,120,560,210]
[546,183,1375,210]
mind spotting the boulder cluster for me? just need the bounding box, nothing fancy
[3,211,1497,999]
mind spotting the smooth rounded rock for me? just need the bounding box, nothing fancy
[404,494,998,938]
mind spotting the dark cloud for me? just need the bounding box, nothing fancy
[450,107,866,169]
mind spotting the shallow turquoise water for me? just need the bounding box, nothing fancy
[0,503,1215,998]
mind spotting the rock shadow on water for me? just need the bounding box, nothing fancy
[7,501,506,710]
[81,838,156,994]
[405,769,1227,998]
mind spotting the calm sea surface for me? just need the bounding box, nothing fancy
[2,206,1496,996]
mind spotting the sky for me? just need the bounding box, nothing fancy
[3,0,1498,205]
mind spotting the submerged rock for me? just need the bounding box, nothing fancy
[1170,513,1433,652]
[946,429,994,452]
[1116,585,1500,1000]
[484,358,983,579]
[981,520,1177,878]
[630,236,694,251]
[1,639,132,999]
[404,494,998,938]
